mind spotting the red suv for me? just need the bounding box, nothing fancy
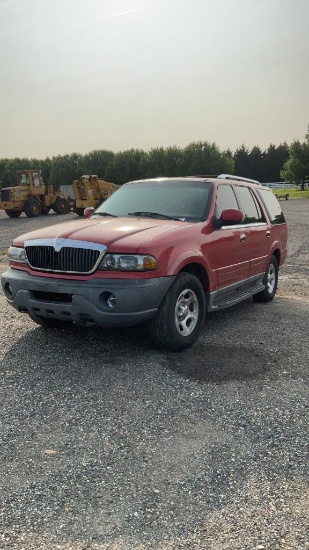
[1,174,288,351]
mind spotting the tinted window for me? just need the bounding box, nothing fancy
[215,184,239,217]
[94,179,213,222]
[234,185,264,223]
[256,188,286,224]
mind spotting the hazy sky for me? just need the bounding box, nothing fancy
[1,0,308,158]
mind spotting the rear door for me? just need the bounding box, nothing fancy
[233,185,270,278]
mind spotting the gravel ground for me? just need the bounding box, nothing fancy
[0,201,308,549]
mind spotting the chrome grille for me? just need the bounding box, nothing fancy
[24,238,107,274]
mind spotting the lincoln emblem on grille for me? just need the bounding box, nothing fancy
[54,238,65,252]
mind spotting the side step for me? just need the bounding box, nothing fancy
[209,280,265,311]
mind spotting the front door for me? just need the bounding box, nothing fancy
[205,184,250,289]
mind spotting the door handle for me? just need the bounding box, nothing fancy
[240,233,247,242]
[266,230,271,237]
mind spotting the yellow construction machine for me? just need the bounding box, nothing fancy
[73,175,120,216]
[0,169,70,218]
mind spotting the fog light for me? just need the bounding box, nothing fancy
[106,293,117,309]
[5,282,13,298]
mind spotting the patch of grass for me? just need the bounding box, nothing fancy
[272,188,309,199]
[0,249,8,257]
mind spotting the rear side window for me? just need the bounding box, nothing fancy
[256,188,286,224]
[234,185,265,223]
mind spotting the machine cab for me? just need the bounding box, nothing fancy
[16,170,45,193]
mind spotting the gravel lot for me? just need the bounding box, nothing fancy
[0,201,308,549]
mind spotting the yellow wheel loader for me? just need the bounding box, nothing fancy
[0,170,70,218]
[73,175,120,216]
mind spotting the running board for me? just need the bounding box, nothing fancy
[208,280,265,312]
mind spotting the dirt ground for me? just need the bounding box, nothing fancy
[0,200,308,549]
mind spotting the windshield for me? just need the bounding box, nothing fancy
[93,179,213,222]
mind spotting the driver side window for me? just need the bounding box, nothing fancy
[215,184,239,218]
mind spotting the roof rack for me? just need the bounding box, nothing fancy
[217,174,260,185]
[184,175,218,179]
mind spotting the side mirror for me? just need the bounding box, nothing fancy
[220,208,243,224]
[214,208,243,228]
[84,207,95,219]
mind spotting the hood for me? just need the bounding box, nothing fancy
[13,216,188,252]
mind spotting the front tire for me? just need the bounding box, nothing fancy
[24,198,41,218]
[253,255,278,303]
[148,272,206,351]
[5,210,21,218]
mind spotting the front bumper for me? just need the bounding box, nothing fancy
[1,269,175,327]
[0,201,17,209]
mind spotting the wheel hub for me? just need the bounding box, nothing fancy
[177,302,189,320]
[174,288,199,337]
[267,263,276,293]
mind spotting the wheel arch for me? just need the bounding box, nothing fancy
[272,248,281,267]
[179,262,210,293]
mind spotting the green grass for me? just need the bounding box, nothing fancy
[272,188,309,199]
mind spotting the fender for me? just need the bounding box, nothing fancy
[269,239,285,266]
[166,250,213,284]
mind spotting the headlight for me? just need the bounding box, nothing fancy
[8,246,28,263]
[98,254,158,271]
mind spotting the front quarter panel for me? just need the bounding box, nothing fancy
[137,222,214,282]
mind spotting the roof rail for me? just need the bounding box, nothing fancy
[184,175,218,179]
[217,174,260,185]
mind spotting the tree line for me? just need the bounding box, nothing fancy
[0,131,308,190]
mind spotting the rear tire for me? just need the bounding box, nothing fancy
[5,210,21,218]
[24,198,41,218]
[148,272,206,351]
[54,197,70,214]
[75,207,85,217]
[28,312,71,329]
[41,206,51,215]
[253,255,278,303]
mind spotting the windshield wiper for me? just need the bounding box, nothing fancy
[127,211,180,221]
[93,212,118,218]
